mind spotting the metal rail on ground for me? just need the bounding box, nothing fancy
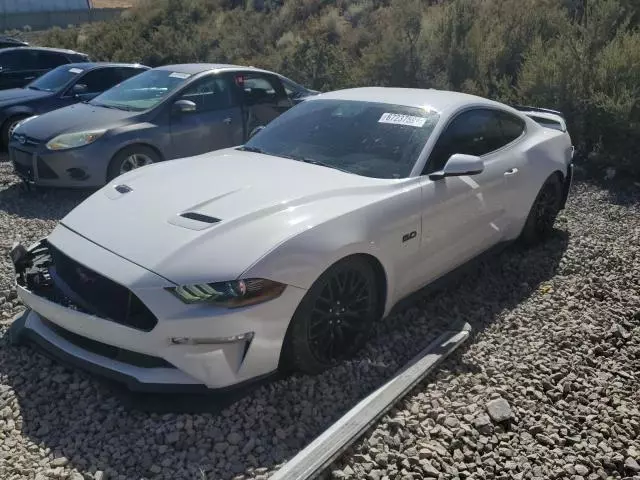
[270,322,472,480]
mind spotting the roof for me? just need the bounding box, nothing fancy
[0,46,86,56]
[64,61,149,70]
[312,87,506,114]
[0,36,28,46]
[155,63,274,75]
[0,0,90,13]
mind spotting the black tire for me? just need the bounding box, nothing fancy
[284,256,380,375]
[106,145,160,182]
[1,115,29,149]
[519,174,563,246]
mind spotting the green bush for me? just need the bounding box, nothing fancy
[33,0,640,175]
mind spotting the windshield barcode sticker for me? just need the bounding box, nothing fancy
[169,72,191,79]
[68,68,83,74]
[379,113,427,127]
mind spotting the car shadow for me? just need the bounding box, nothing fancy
[0,229,569,480]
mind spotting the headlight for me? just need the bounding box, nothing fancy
[167,278,286,308]
[46,129,106,151]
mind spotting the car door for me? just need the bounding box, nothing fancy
[169,73,243,158]
[0,50,38,90]
[493,110,529,221]
[415,108,514,285]
[236,71,293,138]
[27,50,70,85]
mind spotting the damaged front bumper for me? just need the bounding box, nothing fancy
[8,232,303,392]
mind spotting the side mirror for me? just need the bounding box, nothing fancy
[249,125,265,138]
[72,83,88,95]
[172,99,197,114]
[429,154,484,180]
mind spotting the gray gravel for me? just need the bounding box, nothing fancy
[1,156,639,480]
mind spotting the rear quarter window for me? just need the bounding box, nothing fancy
[497,110,526,143]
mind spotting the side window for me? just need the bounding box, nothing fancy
[35,51,70,69]
[178,76,234,112]
[240,73,285,105]
[74,68,121,94]
[0,51,23,71]
[497,110,526,143]
[424,109,516,174]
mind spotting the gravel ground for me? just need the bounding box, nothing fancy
[0,156,639,480]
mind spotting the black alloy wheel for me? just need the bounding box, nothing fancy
[285,257,379,374]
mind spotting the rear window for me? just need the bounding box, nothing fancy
[243,99,440,179]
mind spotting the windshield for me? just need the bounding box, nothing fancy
[242,99,440,179]
[27,65,85,92]
[89,69,192,112]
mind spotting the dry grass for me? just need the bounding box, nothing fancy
[91,0,138,8]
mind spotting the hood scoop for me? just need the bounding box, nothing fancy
[180,212,220,224]
[168,211,222,231]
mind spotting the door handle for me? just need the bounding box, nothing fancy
[24,76,36,80]
[223,118,232,125]
[504,168,519,176]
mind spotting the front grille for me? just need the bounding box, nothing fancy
[13,134,41,147]
[36,157,58,179]
[42,318,173,368]
[49,244,158,332]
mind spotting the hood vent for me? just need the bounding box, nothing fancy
[179,212,221,224]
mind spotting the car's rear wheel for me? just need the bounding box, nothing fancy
[1,115,29,149]
[106,145,160,182]
[519,173,563,245]
[285,256,380,375]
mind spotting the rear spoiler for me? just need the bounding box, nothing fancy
[509,104,567,133]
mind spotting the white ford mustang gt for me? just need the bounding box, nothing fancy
[10,87,574,392]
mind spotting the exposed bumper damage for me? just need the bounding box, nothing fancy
[8,232,304,392]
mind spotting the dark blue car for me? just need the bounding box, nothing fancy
[0,62,150,148]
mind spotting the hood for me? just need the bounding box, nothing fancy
[0,88,51,107]
[15,102,137,142]
[58,149,396,285]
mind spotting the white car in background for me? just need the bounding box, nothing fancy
[10,87,574,391]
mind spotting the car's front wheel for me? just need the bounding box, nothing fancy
[1,115,29,149]
[107,145,160,182]
[519,173,563,245]
[284,256,380,375]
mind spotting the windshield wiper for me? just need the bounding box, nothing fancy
[281,154,352,174]
[27,86,44,91]
[237,145,267,154]
[91,102,134,111]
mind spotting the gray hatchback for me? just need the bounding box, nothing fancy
[9,63,316,188]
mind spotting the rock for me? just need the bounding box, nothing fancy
[575,464,589,476]
[50,457,69,467]
[473,414,493,434]
[419,460,440,478]
[536,434,555,446]
[625,457,640,472]
[486,398,512,423]
[443,416,460,429]
[227,432,243,445]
